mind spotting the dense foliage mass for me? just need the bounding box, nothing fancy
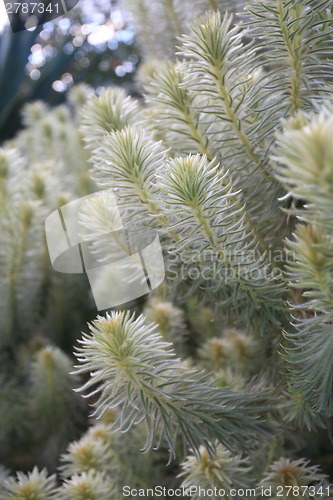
[0,0,333,498]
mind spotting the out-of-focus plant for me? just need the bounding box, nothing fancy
[0,0,333,496]
[0,89,93,471]
[0,0,139,141]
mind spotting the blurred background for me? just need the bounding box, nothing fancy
[0,0,140,141]
[0,0,144,473]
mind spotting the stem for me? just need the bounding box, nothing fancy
[6,221,28,335]
[262,437,277,474]
[138,187,220,283]
[313,266,333,310]
[116,453,149,490]
[277,0,302,114]
[216,74,272,182]
[181,100,269,253]
[208,0,218,10]
[136,0,158,57]
[164,0,183,36]
[206,69,276,253]
[193,208,258,299]
[184,108,212,161]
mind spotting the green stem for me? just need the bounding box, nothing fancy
[181,102,269,254]
[116,454,149,490]
[136,0,158,58]
[314,269,333,310]
[263,437,277,474]
[193,208,258,299]
[164,0,183,36]
[184,108,213,161]
[6,221,28,335]
[207,71,276,254]
[277,0,302,114]
[216,75,271,182]
[208,0,218,10]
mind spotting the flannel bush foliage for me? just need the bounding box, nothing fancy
[1,0,333,498]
